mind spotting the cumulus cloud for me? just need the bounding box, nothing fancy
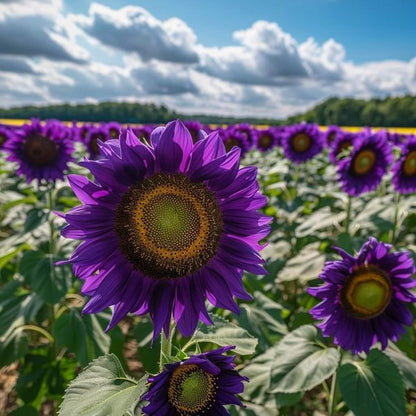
[78,3,199,63]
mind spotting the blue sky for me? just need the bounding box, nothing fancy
[0,0,415,117]
[64,0,416,63]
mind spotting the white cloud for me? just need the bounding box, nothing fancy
[77,3,199,63]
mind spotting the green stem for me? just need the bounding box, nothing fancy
[47,187,58,358]
[390,193,401,244]
[345,195,352,234]
[159,322,175,371]
[328,370,338,416]
[16,325,54,343]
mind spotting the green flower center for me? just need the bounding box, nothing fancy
[23,134,58,167]
[403,151,416,176]
[352,149,376,175]
[291,133,311,153]
[340,265,392,319]
[115,173,223,280]
[168,364,217,415]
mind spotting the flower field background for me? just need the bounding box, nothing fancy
[1,119,416,416]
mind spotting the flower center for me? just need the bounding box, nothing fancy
[89,132,105,155]
[115,173,223,279]
[403,151,416,176]
[109,128,119,139]
[224,138,240,152]
[258,134,273,149]
[327,132,336,144]
[23,134,58,167]
[291,133,311,153]
[168,364,217,415]
[340,265,392,319]
[0,133,6,146]
[352,149,376,175]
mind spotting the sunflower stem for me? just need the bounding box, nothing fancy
[328,368,338,416]
[345,195,352,234]
[160,322,175,371]
[47,186,58,358]
[390,193,401,244]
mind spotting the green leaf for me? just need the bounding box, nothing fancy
[54,308,110,366]
[24,208,48,232]
[269,325,340,393]
[59,354,147,416]
[277,243,325,282]
[338,349,406,416]
[8,405,38,416]
[186,314,258,355]
[385,345,416,389]
[0,242,31,268]
[0,329,29,366]
[20,251,71,304]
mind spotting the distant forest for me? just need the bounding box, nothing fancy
[1,95,416,126]
[287,95,416,127]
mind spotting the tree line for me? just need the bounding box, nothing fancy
[1,95,416,126]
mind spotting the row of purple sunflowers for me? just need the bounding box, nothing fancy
[1,119,416,414]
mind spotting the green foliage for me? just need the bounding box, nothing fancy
[58,354,147,416]
[338,349,406,416]
[286,95,416,126]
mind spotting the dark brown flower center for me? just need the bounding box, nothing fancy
[352,149,376,175]
[109,128,119,139]
[224,138,240,152]
[291,133,311,153]
[89,132,106,155]
[114,173,223,279]
[340,265,392,319]
[258,134,273,149]
[403,151,416,176]
[327,132,336,144]
[23,134,58,167]
[168,364,217,415]
[0,133,6,147]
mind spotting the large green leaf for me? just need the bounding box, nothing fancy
[59,354,147,416]
[20,250,71,304]
[269,325,340,393]
[338,349,406,416]
[385,345,416,389]
[185,314,258,355]
[54,309,110,366]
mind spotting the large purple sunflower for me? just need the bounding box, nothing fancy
[308,237,416,354]
[142,346,247,415]
[4,119,74,183]
[58,120,270,338]
[392,135,416,194]
[281,124,323,164]
[337,131,393,196]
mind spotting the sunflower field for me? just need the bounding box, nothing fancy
[0,119,416,416]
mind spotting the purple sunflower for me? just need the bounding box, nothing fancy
[104,121,122,140]
[221,127,251,155]
[184,120,206,143]
[142,346,247,415]
[392,135,416,194]
[132,124,157,142]
[281,124,323,164]
[255,128,280,152]
[0,125,13,150]
[309,237,416,354]
[58,120,270,338]
[85,125,108,158]
[324,125,343,148]
[328,132,357,164]
[4,119,74,183]
[337,131,393,196]
[234,123,256,147]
